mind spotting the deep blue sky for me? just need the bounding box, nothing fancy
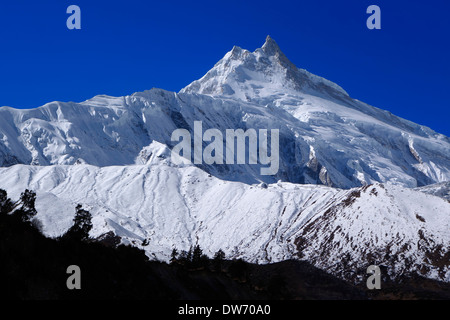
[0,0,449,135]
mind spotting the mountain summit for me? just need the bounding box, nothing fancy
[261,35,282,55]
[181,35,349,101]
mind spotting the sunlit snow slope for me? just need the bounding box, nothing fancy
[0,143,448,282]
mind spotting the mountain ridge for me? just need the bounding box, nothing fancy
[1,36,449,188]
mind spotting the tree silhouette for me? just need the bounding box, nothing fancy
[170,248,178,264]
[64,204,93,241]
[14,189,37,223]
[0,189,14,216]
[213,249,226,271]
[191,245,209,269]
[192,245,203,265]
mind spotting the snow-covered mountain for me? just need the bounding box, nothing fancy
[0,36,449,284]
[1,36,449,188]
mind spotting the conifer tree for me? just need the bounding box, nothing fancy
[0,189,14,216]
[186,247,192,262]
[14,189,37,222]
[213,249,226,271]
[192,244,203,265]
[65,204,93,241]
[170,248,178,264]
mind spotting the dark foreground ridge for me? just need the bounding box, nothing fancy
[0,189,449,300]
